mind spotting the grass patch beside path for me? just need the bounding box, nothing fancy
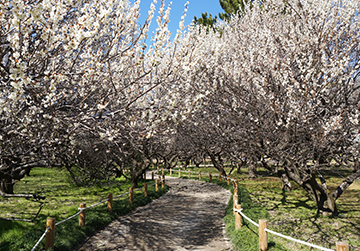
[0,167,168,251]
[167,166,360,251]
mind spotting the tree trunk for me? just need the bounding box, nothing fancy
[333,168,360,200]
[131,175,140,188]
[193,156,202,168]
[0,177,14,194]
[207,151,226,177]
[283,164,340,215]
[236,158,247,174]
[280,173,292,191]
[183,158,190,169]
[131,157,151,188]
[248,161,257,179]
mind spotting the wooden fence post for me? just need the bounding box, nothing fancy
[45,218,55,250]
[259,219,268,251]
[107,193,113,212]
[336,242,349,251]
[144,183,148,197]
[123,169,125,175]
[234,204,242,229]
[152,172,154,180]
[79,203,86,227]
[162,175,165,188]
[219,175,222,183]
[188,170,190,178]
[234,186,239,196]
[199,171,201,180]
[234,180,238,194]
[156,179,159,192]
[129,187,133,204]
[209,172,212,181]
[233,193,238,214]
[162,167,164,175]
[179,169,181,178]
[227,175,230,185]
[170,168,172,175]
[157,166,159,175]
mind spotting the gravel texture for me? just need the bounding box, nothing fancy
[77,175,232,251]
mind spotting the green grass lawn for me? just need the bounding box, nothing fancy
[168,165,360,251]
[0,167,168,251]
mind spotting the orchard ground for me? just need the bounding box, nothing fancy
[0,165,359,250]
[0,167,168,251]
[77,176,232,251]
[175,165,360,250]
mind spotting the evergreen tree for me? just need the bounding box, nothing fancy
[218,0,249,21]
[193,0,250,29]
[193,12,218,32]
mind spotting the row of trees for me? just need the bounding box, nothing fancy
[188,0,360,215]
[0,0,201,193]
[1,0,360,215]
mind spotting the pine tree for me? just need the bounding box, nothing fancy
[193,0,250,29]
[193,12,218,32]
[218,0,248,21]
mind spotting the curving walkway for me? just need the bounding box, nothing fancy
[77,176,232,251]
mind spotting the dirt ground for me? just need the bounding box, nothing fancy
[77,176,232,251]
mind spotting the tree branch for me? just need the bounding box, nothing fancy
[0,191,45,200]
[332,169,360,200]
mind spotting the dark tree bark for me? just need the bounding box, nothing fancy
[281,162,349,215]
[0,177,14,195]
[0,161,47,196]
[236,158,247,174]
[193,156,203,168]
[207,151,226,177]
[248,159,257,179]
[332,169,360,201]
[162,154,178,170]
[130,158,151,188]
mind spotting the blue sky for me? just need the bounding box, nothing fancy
[135,0,223,40]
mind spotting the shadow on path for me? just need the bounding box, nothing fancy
[76,178,231,251]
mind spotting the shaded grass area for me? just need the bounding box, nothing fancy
[168,165,360,251]
[0,167,168,251]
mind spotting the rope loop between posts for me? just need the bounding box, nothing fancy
[264,228,334,251]
[113,191,130,199]
[78,198,110,211]
[233,208,335,251]
[234,208,259,227]
[31,227,50,251]
[175,167,335,251]
[55,211,82,226]
[31,178,157,250]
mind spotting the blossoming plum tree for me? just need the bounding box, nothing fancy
[191,0,360,214]
[2,0,360,217]
[0,0,195,194]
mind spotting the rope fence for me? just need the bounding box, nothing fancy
[30,227,50,251]
[55,210,82,226]
[31,175,164,251]
[168,167,350,251]
[31,166,350,251]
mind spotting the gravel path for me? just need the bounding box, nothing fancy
[77,176,232,251]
